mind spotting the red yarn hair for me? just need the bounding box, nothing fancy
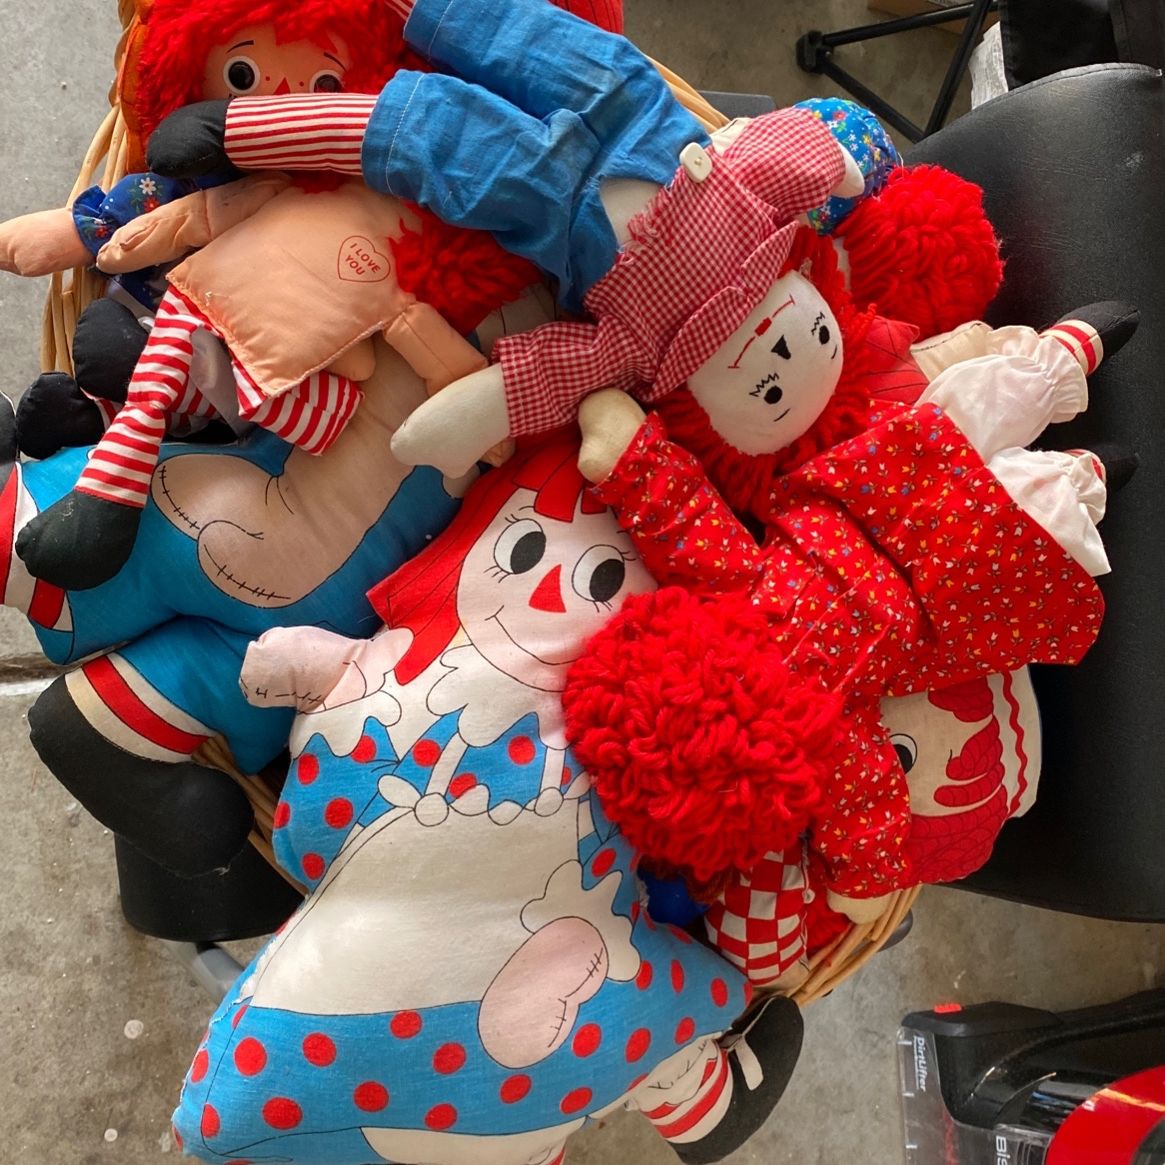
[835,164,1004,337]
[657,225,877,519]
[125,0,420,143]
[564,587,846,884]
[369,437,603,685]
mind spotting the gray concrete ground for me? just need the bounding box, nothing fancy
[1,3,1162,1163]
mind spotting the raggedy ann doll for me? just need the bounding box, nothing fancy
[169,439,802,1165]
[561,271,1133,941]
[9,0,553,592]
[140,0,873,481]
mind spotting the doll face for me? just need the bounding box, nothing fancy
[687,270,842,456]
[203,24,350,99]
[458,489,654,692]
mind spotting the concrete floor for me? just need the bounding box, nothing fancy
[1,2,1162,1163]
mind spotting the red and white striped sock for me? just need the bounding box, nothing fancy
[1044,321,1103,376]
[0,468,71,631]
[639,1042,734,1145]
[236,369,364,456]
[76,291,216,508]
[224,94,378,175]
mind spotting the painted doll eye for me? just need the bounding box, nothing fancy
[311,70,345,93]
[494,519,546,575]
[890,733,918,773]
[224,56,261,95]
[572,546,627,605]
[817,323,832,346]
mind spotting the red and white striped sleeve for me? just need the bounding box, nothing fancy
[224,94,379,176]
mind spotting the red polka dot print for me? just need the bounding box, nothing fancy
[711,978,730,1008]
[354,1081,389,1112]
[171,1125,184,1151]
[560,765,573,788]
[560,1087,593,1115]
[449,773,477,799]
[231,1005,248,1029]
[670,925,694,944]
[630,900,641,923]
[302,853,325,880]
[433,1043,466,1075]
[262,1097,303,1130]
[190,1049,209,1083]
[591,848,616,877]
[675,1017,696,1045]
[627,1073,648,1092]
[625,1028,651,1063]
[572,1024,602,1058]
[201,1105,220,1138]
[670,960,685,993]
[390,1011,422,1039]
[425,1103,457,1131]
[508,736,536,765]
[351,735,377,763]
[500,1074,532,1104]
[636,961,653,991]
[302,1033,336,1067]
[233,1037,267,1076]
[272,801,291,829]
[412,739,441,767]
[744,981,754,1006]
[324,798,353,829]
[296,754,319,785]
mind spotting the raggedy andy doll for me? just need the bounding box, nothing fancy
[170,440,803,1165]
[142,0,870,480]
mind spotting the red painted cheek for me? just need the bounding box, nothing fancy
[528,564,566,613]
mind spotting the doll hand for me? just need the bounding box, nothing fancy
[0,208,91,277]
[833,145,867,199]
[826,890,893,924]
[390,364,509,477]
[98,174,289,272]
[147,100,236,179]
[577,388,646,483]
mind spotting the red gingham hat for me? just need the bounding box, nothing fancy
[587,107,847,398]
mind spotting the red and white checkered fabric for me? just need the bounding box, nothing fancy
[704,844,810,988]
[496,106,845,436]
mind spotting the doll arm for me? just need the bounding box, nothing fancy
[583,396,765,596]
[810,716,914,915]
[241,626,412,715]
[0,208,92,277]
[96,174,290,273]
[381,301,489,398]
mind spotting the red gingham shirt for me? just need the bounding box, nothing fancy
[494,107,847,435]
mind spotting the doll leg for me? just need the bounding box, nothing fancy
[14,289,219,589]
[988,447,1110,576]
[236,368,363,456]
[627,996,803,1164]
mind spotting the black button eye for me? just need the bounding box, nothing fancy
[764,385,783,405]
[772,335,791,360]
[225,57,259,93]
[818,324,831,346]
[312,70,344,93]
[494,519,546,575]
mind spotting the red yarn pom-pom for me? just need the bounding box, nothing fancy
[836,164,1004,337]
[564,587,845,884]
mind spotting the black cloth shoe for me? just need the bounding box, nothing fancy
[1089,442,1140,492]
[673,995,805,1164]
[29,676,255,879]
[15,374,106,460]
[147,99,238,179]
[1053,301,1140,369]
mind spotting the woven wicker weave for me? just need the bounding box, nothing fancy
[40,2,916,992]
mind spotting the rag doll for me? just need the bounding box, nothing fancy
[169,438,802,1165]
[138,0,875,481]
[11,0,552,592]
[12,280,551,881]
[562,286,1133,932]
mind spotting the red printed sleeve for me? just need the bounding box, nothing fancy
[590,412,764,596]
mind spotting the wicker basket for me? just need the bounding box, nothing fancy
[40,1,919,995]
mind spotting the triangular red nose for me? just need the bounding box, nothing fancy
[529,564,566,613]
[274,78,292,96]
